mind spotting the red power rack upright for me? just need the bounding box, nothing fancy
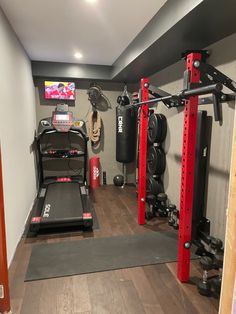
[177,52,202,281]
[138,78,149,225]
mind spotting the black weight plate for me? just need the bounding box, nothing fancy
[147,146,157,174]
[156,148,166,175]
[146,174,164,195]
[148,114,166,144]
[147,147,166,175]
[155,115,163,143]
[148,114,161,144]
[159,114,167,143]
[148,114,157,143]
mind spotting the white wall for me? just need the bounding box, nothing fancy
[0,8,37,264]
[149,33,236,241]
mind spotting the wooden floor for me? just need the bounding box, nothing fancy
[9,186,219,314]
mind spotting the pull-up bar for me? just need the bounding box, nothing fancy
[135,83,223,107]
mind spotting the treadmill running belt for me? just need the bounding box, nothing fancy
[42,182,83,221]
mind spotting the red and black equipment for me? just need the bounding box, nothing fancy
[137,50,236,283]
[0,145,11,314]
[30,104,93,234]
[89,156,101,189]
[177,51,202,281]
[138,78,149,224]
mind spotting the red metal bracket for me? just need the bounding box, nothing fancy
[138,78,149,224]
[177,52,202,282]
[0,145,11,313]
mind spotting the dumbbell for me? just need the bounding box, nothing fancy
[172,209,179,230]
[213,252,223,269]
[145,194,156,220]
[156,193,168,217]
[197,256,213,296]
[211,251,223,296]
[211,276,222,296]
[167,204,176,226]
[210,238,223,251]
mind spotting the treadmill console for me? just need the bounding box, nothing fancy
[52,104,73,132]
[37,104,87,137]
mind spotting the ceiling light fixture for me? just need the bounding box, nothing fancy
[85,0,97,4]
[74,52,83,59]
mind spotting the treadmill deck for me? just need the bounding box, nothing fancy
[42,182,83,221]
[30,180,93,233]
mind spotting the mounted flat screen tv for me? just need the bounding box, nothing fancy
[44,81,76,100]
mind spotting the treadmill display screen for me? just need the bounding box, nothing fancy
[52,111,73,132]
[55,115,69,121]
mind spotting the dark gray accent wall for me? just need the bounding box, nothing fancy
[32,61,113,81]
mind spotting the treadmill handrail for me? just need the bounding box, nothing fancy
[37,128,88,141]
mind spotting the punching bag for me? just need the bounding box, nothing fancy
[116,104,137,163]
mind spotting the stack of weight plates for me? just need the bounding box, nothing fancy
[146,113,167,195]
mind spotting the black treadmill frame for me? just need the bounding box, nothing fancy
[30,119,93,235]
[37,128,88,188]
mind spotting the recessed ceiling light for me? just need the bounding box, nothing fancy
[85,0,97,4]
[74,52,83,59]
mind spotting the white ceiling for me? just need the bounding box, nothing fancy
[0,0,166,65]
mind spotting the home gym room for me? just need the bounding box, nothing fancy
[0,0,236,314]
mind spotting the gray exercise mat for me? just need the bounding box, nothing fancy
[25,231,197,281]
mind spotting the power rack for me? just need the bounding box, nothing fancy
[137,50,236,282]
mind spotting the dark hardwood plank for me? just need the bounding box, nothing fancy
[87,271,127,314]
[118,279,146,314]
[55,277,74,314]
[20,281,43,314]
[72,275,91,313]
[144,264,200,314]
[115,267,164,314]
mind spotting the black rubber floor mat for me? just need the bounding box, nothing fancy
[25,231,197,281]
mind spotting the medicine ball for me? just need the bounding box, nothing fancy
[113,175,124,187]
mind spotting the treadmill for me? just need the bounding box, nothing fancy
[30,104,93,234]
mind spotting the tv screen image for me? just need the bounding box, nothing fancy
[45,81,76,100]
